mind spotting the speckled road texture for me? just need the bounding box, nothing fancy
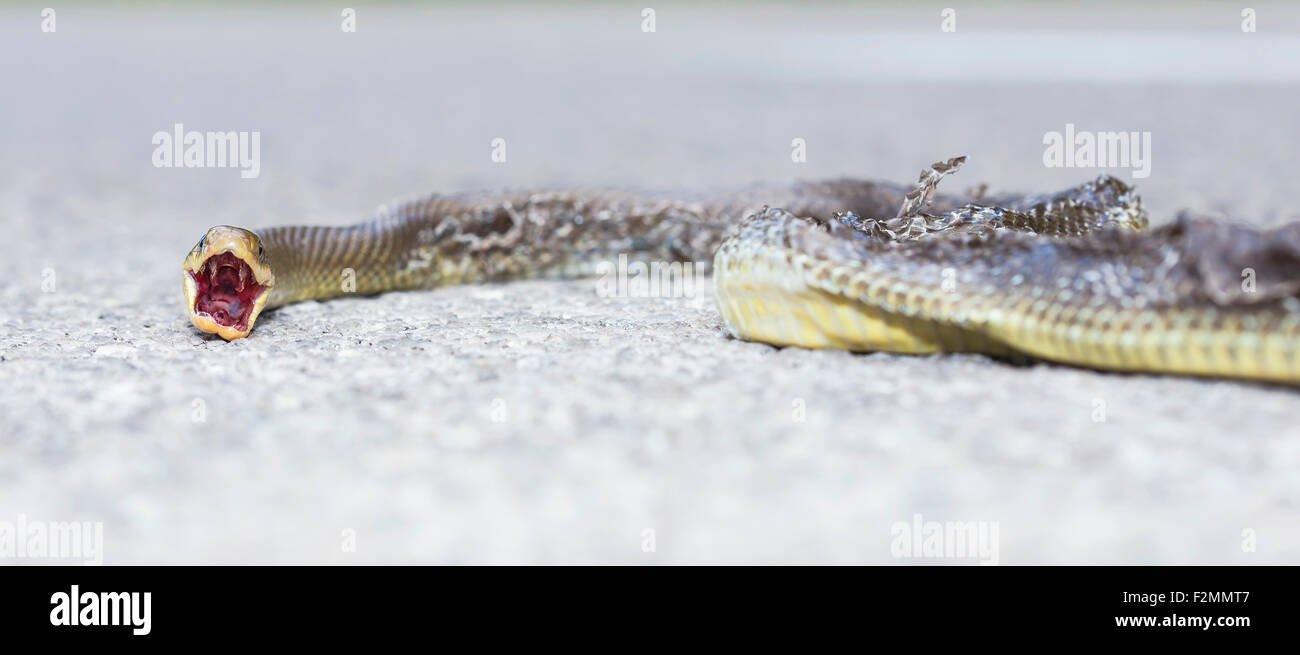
[2,4,1299,563]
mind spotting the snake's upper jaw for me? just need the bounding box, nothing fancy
[183,226,275,341]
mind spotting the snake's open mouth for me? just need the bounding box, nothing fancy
[183,225,275,341]
[189,252,268,331]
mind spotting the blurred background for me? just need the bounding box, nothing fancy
[2,1,1299,564]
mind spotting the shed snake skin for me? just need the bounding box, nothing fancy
[183,157,1300,383]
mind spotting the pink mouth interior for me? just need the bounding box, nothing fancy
[191,252,265,329]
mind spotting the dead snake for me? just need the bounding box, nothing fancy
[183,157,1300,383]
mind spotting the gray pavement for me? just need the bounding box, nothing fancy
[2,3,1299,564]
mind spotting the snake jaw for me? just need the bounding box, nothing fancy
[184,269,271,340]
[183,226,275,340]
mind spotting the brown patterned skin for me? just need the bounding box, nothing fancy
[184,157,1300,383]
[254,182,941,307]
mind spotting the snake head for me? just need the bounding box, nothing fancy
[183,226,275,340]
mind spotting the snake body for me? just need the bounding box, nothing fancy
[183,157,1300,383]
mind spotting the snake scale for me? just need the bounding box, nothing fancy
[183,157,1300,383]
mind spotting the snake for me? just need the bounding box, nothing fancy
[182,157,1300,383]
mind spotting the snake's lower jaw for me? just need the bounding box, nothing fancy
[185,288,270,340]
[183,254,273,341]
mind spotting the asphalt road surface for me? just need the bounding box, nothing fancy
[2,3,1298,563]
